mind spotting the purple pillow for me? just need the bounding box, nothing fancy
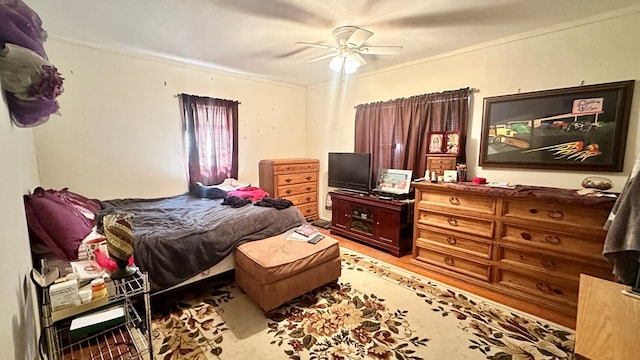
[24,187,95,261]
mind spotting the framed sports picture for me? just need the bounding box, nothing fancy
[428,132,444,153]
[479,80,634,171]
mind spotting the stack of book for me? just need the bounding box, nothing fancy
[288,224,320,241]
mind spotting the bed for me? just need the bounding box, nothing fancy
[24,187,306,293]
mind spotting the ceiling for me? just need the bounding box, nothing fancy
[26,0,640,87]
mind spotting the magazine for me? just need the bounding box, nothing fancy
[70,260,106,280]
[294,224,318,237]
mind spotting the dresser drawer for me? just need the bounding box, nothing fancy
[503,199,611,230]
[285,192,317,206]
[417,191,496,215]
[276,182,317,197]
[274,162,320,173]
[417,210,494,238]
[415,247,491,281]
[495,268,578,308]
[276,172,317,186]
[496,245,612,280]
[296,202,317,218]
[427,157,456,176]
[416,227,492,259]
[500,223,607,258]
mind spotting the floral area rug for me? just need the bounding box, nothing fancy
[150,249,575,359]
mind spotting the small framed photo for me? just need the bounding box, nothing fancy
[428,132,444,153]
[443,170,458,183]
[445,131,461,155]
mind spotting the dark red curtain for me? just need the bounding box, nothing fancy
[180,94,239,189]
[355,88,470,180]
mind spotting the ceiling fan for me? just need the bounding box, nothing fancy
[294,26,403,75]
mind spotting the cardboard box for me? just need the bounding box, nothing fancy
[70,306,125,337]
[51,296,109,323]
[50,279,80,312]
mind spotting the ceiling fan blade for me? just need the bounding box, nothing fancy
[294,41,336,50]
[352,52,367,66]
[211,0,332,27]
[346,27,374,47]
[306,52,337,63]
[358,45,403,55]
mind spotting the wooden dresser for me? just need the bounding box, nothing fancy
[411,182,615,324]
[259,158,319,221]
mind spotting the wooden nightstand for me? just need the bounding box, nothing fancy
[574,274,640,360]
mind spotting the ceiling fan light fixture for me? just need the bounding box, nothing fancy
[329,55,343,72]
[344,54,360,74]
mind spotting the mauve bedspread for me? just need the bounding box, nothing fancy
[97,194,305,291]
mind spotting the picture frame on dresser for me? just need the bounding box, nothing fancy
[479,80,634,172]
[428,132,444,153]
[444,131,461,155]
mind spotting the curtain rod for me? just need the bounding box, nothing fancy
[353,87,477,109]
[174,93,241,104]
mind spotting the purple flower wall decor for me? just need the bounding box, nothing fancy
[0,0,64,127]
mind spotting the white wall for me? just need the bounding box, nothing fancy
[0,98,41,357]
[33,40,308,200]
[308,10,640,220]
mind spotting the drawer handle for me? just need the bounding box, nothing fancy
[305,209,311,213]
[447,217,458,226]
[284,189,292,194]
[444,257,455,266]
[540,258,556,269]
[305,176,312,180]
[529,209,539,214]
[446,237,457,245]
[545,235,561,244]
[520,232,532,241]
[306,187,312,191]
[536,282,552,293]
[448,197,461,205]
[305,197,311,201]
[284,178,292,183]
[547,210,564,220]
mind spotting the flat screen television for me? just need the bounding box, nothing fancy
[328,152,372,193]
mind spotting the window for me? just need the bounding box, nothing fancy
[179,94,239,189]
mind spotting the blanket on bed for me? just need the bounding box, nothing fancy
[97,194,305,291]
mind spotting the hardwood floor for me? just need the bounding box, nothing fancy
[319,228,577,329]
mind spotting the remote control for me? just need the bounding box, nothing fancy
[308,234,325,244]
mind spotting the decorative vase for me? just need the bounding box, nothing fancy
[103,213,136,279]
[457,169,467,183]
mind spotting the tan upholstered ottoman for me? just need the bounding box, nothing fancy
[235,232,341,312]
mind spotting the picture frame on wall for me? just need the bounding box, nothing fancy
[445,131,461,155]
[479,80,634,172]
[428,132,444,153]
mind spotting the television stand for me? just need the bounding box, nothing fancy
[329,191,413,257]
[333,188,369,196]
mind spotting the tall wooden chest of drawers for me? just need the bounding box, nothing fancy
[259,158,319,221]
[411,182,615,326]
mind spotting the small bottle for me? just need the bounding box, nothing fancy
[91,278,108,300]
[430,171,437,183]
